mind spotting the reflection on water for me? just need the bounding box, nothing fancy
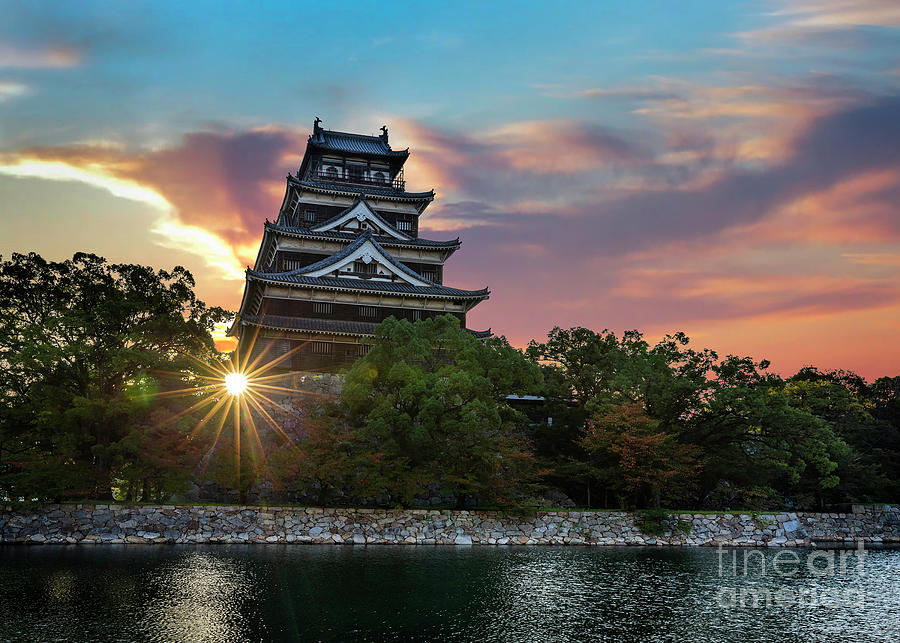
[0,545,898,642]
[147,552,257,642]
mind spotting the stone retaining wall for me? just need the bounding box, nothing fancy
[2,504,898,546]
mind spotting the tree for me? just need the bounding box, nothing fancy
[526,327,714,507]
[783,368,898,502]
[580,402,700,508]
[322,315,542,507]
[0,252,230,502]
[692,357,849,509]
[266,408,358,506]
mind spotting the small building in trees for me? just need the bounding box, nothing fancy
[230,118,490,371]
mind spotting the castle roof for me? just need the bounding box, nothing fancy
[246,269,489,299]
[307,127,409,158]
[237,314,491,339]
[265,221,460,250]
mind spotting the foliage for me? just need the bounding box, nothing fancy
[580,402,699,508]
[2,251,897,510]
[635,508,669,535]
[0,252,230,502]
[266,410,359,506]
[527,326,897,510]
[304,315,543,507]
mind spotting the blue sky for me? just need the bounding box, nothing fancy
[0,1,770,142]
[1,0,899,377]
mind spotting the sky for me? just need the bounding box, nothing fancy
[0,0,898,379]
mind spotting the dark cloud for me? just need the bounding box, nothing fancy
[405,119,653,203]
[450,96,900,257]
[132,129,304,246]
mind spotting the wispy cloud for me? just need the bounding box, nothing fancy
[843,252,900,266]
[0,44,82,68]
[0,157,170,209]
[0,80,29,102]
[737,0,900,46]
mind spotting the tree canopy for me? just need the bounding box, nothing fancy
[282,315,543,507]
[2,252,897,511]
[526,326,897,509]
[0,252,230,502]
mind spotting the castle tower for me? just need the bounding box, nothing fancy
[229,119,490,371]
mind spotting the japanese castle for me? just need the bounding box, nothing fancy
[230,118,490,371]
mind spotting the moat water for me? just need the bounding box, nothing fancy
[0,545,897,641]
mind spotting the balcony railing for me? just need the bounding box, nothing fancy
[306,167,405,191]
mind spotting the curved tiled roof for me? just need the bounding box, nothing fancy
[240,314,493,339]
[247,270,489,299]
[282,232,374,276]
[308,128,409,157]
[258,231,468,294]
[265,221,461,249]
[242,314,380,336]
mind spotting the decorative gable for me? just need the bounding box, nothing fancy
[311,200,410,240]
[298,236,432,287]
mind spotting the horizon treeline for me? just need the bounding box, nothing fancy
[1,252,898,510]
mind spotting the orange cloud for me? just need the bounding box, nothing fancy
[480,120,644,174]
[843,253,900,266]
[2,128,305,283]
[738,0,900,43]
[728,168,900,246]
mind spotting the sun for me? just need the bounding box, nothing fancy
[224,371,248,396]
[154,328,319,490]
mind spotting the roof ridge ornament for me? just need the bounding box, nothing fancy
[313,116,322,135]
[380,125,388,143]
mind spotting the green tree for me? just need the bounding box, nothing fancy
[0,252,229,502]
[692,357,849,509]
[784,368,899,502]
[526,327,714,507]
[325,315,542,507]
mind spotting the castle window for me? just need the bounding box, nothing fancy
[305,210,316,223]
[354,261,377,274]
[359,306,377,319]
[372,171,388,184]
[312,302,332,315]
[325,166,338,180]
[421,270,436,282]
[310,341,332,355]
[397,220,413,233]
[347,163,364,182]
